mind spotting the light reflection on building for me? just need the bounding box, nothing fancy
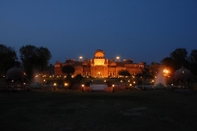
[54,49,145,78]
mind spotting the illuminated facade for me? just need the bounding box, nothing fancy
[54,49,145,77]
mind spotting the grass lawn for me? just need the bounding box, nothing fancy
[0,89,197,131]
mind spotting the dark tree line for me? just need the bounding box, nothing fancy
[0,44,51,79]
[1,44,197,80]
[161,48,197,76]
[0,44,17,75]
[118,69,131,77]
[20,45,51,79]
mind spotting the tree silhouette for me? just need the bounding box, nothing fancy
[161,48,189,73]
[136,66,152,89]
[188,49,197,76]
[62,65,75,78]
[170,48,189,69]
[20,45,51,79]
[118,69,131,77]
[0,44,17,75]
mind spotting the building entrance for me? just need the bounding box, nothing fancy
[97,72,102,77]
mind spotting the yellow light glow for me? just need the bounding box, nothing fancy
[94,59,105,65]
[53,83,57,86]
[82,84,84,87]
[163,69,170,74]
[64,83,68,86]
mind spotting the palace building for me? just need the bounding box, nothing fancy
[54,49,145,77]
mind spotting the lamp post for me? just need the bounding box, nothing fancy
[64,82,68,90]
[116,56,120,61]
[81,84,85,92]
[53,82,57,90]
[79,56,83,61]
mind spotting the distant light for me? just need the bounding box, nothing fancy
[79,56,83,61]
[54,83,57,86]
[82,84,84,87]
[116,56,120,61]
[64,83,68,86]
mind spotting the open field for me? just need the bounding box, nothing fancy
[0,89,197,131]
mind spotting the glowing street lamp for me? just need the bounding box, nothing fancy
[163,69,170,77]
[116,56,120,61]
[53,82,57,90]
[64,82,69,90]
[53,83,57,86]
[64,83,68,86]
[79,56,83,61]
[81,84,85,92]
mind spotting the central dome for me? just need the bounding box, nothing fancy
[94,49,105,58]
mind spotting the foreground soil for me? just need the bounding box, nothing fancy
[0,89,197,131]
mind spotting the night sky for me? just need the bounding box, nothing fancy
[1,0,197,64]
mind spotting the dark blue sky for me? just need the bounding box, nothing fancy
[1,0,197,64]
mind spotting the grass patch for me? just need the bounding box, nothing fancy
[0,89,197,131]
